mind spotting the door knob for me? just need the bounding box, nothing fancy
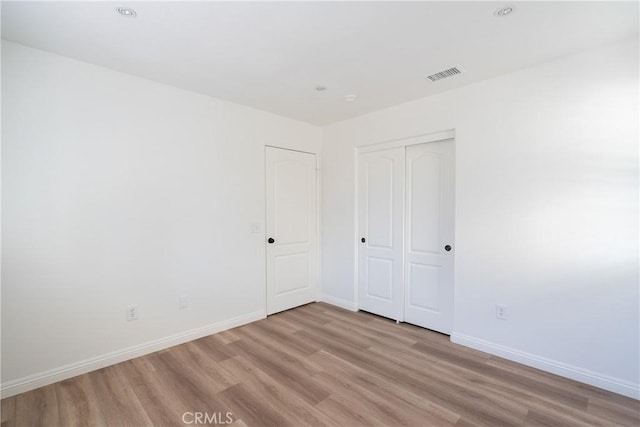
[268,238,275,244]
[444,245,452,251]
[361,237,366,243]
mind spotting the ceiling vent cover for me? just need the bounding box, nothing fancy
[425,67,462,82]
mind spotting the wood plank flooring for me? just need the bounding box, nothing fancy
[2,302,639,426]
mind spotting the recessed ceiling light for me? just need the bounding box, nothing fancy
[315,85,327,92]
[344,94,358,102]
[116,7,137,17]
[494,6,514,17]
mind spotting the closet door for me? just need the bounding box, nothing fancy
[404,140,454,334]
[358,148,404,320]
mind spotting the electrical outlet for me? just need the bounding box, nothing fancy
[179,295,189,309]
[496,304,508,320]
[250,223,261,234]
[127,305,139,321]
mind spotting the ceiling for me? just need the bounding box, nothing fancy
[2,1,638,125]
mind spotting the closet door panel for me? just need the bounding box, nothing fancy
[404,140,454,334]
[358,148,404,320]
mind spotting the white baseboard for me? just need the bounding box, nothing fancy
[321,294,358,312]
[451,332,640,400]
[1,310,266,398]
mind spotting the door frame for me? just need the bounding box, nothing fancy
[264,145,321,314]
[354,129,456,323]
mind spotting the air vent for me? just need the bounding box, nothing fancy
[425,67,462,82]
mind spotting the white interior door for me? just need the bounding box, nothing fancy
[358,147,404,321]
[266,147,317,315]
[404,140,454,334]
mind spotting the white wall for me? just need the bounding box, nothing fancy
[322,37,639,398]
[3,36,639,400]
[1,41,321,392]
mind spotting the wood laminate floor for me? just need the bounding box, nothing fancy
[2,302,639,426]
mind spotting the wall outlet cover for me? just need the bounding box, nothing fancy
[127,305,139,321]
[179,295,189,309]
[496,304,508,320]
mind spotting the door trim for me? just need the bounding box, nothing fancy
[358,130,455,153]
